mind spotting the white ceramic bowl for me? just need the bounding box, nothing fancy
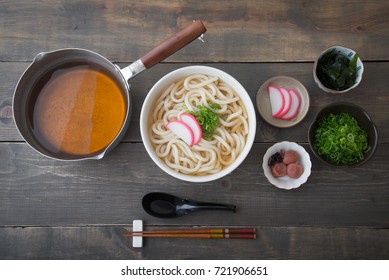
[262,141,312,190]
[140,66,257,182]
[313,45,364,94]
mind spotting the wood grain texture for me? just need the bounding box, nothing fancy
[1,142,388,227]
[1,0,388,62]
[1,0,389,260]
[1,62,388,143]
[0,226,388,259]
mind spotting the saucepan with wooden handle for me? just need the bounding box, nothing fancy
[13,20,206,161]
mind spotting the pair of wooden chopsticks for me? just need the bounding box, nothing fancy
[122,228,256,239]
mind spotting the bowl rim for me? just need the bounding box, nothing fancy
[308,102,379,167]
[140,65,257,182]
[313,45,364,94]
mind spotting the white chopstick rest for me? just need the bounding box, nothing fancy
[132,220,143,248]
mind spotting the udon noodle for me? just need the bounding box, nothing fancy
[150,74,249,175]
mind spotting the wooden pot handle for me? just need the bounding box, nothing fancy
[140,20,207,69]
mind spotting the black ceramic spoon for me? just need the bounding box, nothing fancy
[142,192,237,218]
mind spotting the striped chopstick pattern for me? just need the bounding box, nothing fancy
[122,228,256,239]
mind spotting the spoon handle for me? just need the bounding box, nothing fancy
[183,202,237,212]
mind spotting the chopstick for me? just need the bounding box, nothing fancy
[124,233,255,239]
[122,228,256,239]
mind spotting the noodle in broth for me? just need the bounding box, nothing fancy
[150,74,249,175]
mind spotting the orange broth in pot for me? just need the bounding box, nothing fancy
[31,63,126,157]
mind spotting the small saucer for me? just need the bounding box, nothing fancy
[256,76,310,128]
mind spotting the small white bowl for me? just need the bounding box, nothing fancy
[140,66,257,182]
[313,45,364,94]
[262,141,311,190]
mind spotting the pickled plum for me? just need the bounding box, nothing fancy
[267,149,304,179]
[271,162,287,177]
[283,150,299,164]
[287,163,304,178]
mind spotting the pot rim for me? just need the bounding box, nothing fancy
[12,48,132,161]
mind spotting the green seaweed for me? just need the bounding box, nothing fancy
[316,49,359,91]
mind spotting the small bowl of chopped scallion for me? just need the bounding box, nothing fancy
[308,102,378,167]
[313,45,364,93]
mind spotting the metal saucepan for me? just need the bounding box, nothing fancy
[13,20,206,161]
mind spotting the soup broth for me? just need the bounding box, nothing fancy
[31,63,126,157]
[149,74,249,175]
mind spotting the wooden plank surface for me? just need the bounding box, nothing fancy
[0,226,388,259]
[1,0,389,62]
[1,0,389,260]
[1,62,389,143]
[1,142,388,227]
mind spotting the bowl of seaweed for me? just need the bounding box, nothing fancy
[308,102,378,167]
[313,46,364,93]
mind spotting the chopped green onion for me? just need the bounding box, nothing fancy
[314,112,370,165]
[189,103,220,140]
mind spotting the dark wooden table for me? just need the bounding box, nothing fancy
[1,0,388,259]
